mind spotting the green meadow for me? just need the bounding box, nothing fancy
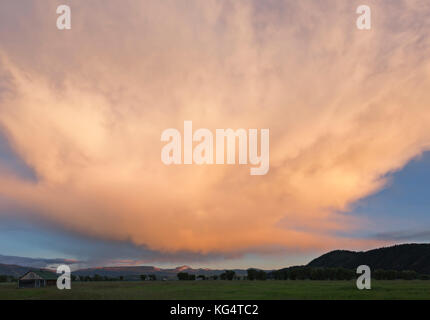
[1,280,430,300]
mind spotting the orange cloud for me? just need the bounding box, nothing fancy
[0,0,429,256]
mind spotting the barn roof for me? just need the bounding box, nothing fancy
[20,270,58,280]
[34,270,57,280]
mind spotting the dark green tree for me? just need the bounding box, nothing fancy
[220,270,235,280]
[177,272,189,280]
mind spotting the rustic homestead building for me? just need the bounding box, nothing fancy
[18,270,57,288]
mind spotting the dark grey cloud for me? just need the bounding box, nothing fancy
[373,229,430,241]
[0,254,79,268]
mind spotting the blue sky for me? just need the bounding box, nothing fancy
[348,152,430,241]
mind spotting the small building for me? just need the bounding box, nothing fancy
[18,270,57,288]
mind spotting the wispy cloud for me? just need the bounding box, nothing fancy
[373,230,430,241]
[0,254,80,269]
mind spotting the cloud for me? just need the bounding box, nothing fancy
[373,230,430,242]
[0,254,80,269]
[0,0,429,258]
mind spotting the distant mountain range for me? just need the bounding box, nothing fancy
[0,255,248,279]
[308,243,430,274]
[2,243,430,278]
[0,263,37,277]
[74,265,248,280]
[0,254,78,269]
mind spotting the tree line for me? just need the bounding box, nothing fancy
[177,267,430,281]
[0,275,16,283]
[75,274,158,281]
[3,266,429,283]
[271,266,430,280]
[177,269,266,281]
[177,270,241,281]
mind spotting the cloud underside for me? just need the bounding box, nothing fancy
[0,0,430,260]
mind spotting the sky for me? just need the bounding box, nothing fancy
[0,0,430,270]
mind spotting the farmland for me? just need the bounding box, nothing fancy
[1,280,430,300]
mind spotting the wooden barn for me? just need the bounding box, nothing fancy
[18,270,57,288]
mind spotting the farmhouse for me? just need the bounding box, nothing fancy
[18,270,57,288]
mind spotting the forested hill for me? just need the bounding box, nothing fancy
[307,244,430,274]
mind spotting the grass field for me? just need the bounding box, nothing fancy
[1,280,430,300]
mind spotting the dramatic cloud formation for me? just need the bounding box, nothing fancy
[0,0,429,260]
